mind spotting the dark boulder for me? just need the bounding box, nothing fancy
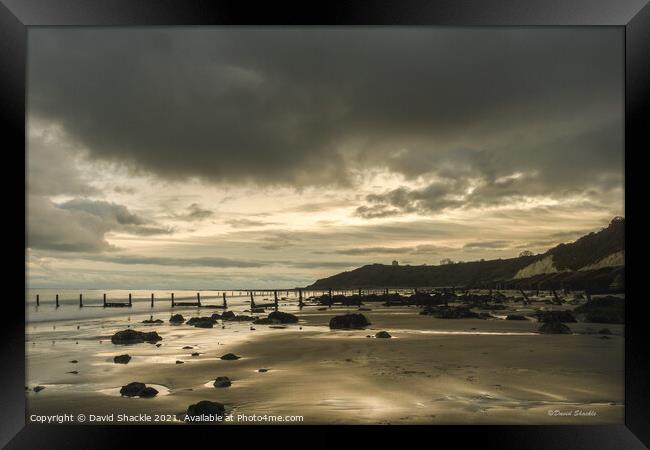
[574,296,624,324]
[213,376,232,388]
[169,314,185,324]
[538,322,572,334]
[176,360,184,364]
[33,386,45,393]
[111,329,162,345]
[329,313,371,329]
[114,354,131,364]
[119,382,158,398]
[186,317,217,328]
[419,307,478,319]
[186,400,225,422]
[220,353,240,360]
[253,311,299,325]
[210,313,222,321]
[182,346,193,349]
[258,368,269,373]
[221,311,236,320]
[375,331,392,338]
[142,318,163,324]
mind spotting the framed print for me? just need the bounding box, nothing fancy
[2,0,649,447]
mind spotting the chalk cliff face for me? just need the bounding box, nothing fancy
[307,217,625,290]
[514,255,565,279]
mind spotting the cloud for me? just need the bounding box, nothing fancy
[226,218,277,228]
[27,197,174,252]
[462,240,512,250]
[170,203,214,221]
[28,28,622,197]
[319,244,452,256]
[85,254,263,268]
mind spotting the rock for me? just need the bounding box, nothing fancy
[119,382,146,397]
[574,296,624,324]
[191,352,200,357]
[213,376,232,388]
[114,354,131,364]
[538,322,572,334]
[111,329,162,345]
[258,368,269,372]
[186,400,225,422]
[329,313,371,329]
[267,311,298,324]
[69,360,78,363]
[598,328,612,335]
[221,311,236,320]
[169,314,185,324]
[535,310,577,323]
[220,353,240,360]
[375,331,392,338]
[210,313,222,321]
[176,360,184,364]
[317,307,327,311]
[67,371,78,374]
[142,319,163,324]
[182,346,194,349]
[33,386,45,393]
[139,387,159,398]
[186,317,217,328]
[156,343,162,347]
[505,314,527,321]
[250,308,265,313]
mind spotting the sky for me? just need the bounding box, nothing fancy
[26,27,624,289]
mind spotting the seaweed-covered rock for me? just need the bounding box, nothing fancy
[142,318,163,324]
[538,322,572,334]
[221,311,236,320]
[186,317,217,328]
[375,331,392,338]
[220,353,241,360]
[169,314,185,324]
[111,329,162,345]
[329,313,371,329]
[210,313,222,321]
[574,296,624,324]
[253,311,299,325]
[535,310,577,323]
[185,400,225,422]
[213,376,232,388]
[114,354,131,364]
[119,382,158,398]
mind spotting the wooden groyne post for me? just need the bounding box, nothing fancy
[328,288,333,308]
[519,289,529,305]
[197,292,201,307]
[103,293,107,307]
[79,294,83,308]
[274,290,279,311]
[222,292,227,309]
[128,293,132,307]
[298,289,304,308]
[151,293,154,308]
[171,293,175,307]
[36,294,39,306]
[55,294,59,308]
[250,291,255,309]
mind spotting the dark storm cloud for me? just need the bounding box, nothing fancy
[28,28,622,200]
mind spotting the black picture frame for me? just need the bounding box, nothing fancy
[2,0,648,447]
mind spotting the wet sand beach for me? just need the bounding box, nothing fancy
[26,299,624,425]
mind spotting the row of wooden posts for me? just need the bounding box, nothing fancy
[33,286,577,309]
